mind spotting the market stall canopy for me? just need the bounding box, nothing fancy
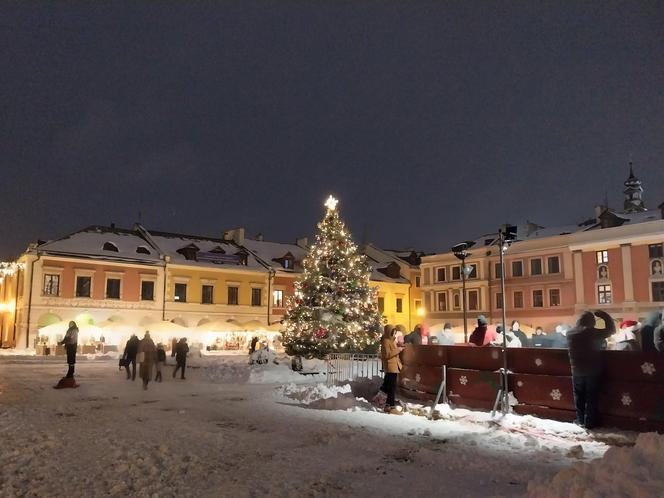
[38,321,103,340]
[226,319,243,328]
[196,320,243,332]
[142,321,188,334]
[242,320,266,331]
[37,312,61,328]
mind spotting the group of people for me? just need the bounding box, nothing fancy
[121,333,190,390]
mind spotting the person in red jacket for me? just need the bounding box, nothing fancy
[468,315,496,346]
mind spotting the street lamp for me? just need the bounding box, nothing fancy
[452,241,475,342]
[497,224,517,414]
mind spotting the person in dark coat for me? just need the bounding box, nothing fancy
[640,311,662,353]
[566,310,615,429]
[173,337,189,380]
[155,343,166,382]
[469,315,495,346]
[655,323,664,353]
[531,326,547,347]
[58,321,79,378]
[404,325,423,345]
[122,334,140,381]
[249,336,259,354]
[171,337,178,358]
[510,321,529,347]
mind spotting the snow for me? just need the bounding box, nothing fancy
[0,354,652,498]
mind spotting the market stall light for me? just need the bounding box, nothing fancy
[416,307,426,317]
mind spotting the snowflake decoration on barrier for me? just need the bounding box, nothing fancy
[641,362,656,376]
[517,380,524,387]
[415,373,421,383]
[550,389,562,401]
[491,350,499,360]
[459,375,468,386]
[535,358,543,367]
[621,393,632,406]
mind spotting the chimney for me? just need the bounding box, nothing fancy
[594,205,606,221]
[223,228,245,245]
[295,237,308,249]
[659,201,664,220]
[255,233,264,242]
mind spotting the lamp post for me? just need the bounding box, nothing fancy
[497,224,517,414]
[452,241,475,343]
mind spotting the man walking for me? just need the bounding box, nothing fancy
[566,310,615,429]
[173,338,189,380]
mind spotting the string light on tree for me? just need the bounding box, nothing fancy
[282,195,382,359]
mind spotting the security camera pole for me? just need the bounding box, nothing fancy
[452,241,475,343]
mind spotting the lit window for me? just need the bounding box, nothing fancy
[272,290,284,307]
[598,284,612,304]
[596,250,609,264]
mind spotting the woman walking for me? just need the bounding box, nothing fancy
[137,331,157,390]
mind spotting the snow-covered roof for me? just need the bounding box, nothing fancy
[36,226,161,264]
[241,238,308,272]
[146,230,265,270]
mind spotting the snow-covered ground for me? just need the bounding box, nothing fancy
[0,353,661,497]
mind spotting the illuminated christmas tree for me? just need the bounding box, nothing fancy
[283,195,382,359]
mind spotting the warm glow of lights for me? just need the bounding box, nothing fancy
[0,300,15,313]
[324,195,338,210]
[416,307,426,317]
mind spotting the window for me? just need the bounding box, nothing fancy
[43,274,60,296]
[467,290,479,310]
[598,284,612,304]
[136,246,151,255]
[596,250,609,264]
[512,261,523,277]
[653,282,664,302]
[103,242,118,252]
[513,291,524,308]
[141,281,155,301]
[174,283,187,302]
[283,258,293,269]
[652,259,663,276]
[378,297,385,313]
[228,286,239,305]
[649,244,664,259]
[75,276,91,298]
[467,264,478,279]
[272,290,284,307]
[202,285,214,304]
[396,298,403,313]
[415,276,421,287]
[495,292,503,309]
[597,265,609,280]
[436,268,446,282]
[547,256,560,274]
[494,263,502,279]
[452,291,461,310]
[452,266,461,280]
[549,289,561,307]
[437,292,447,311]
[532,290,544,308]
[530,258,542,276]
[252,288,262,306]
[106,278,121,299]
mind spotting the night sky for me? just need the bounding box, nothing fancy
[2,3,663,259]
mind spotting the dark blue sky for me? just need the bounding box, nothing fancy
[1,2,663,258]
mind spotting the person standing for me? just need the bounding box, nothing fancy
[122,334,140,381]
[380,325,403,414]
[566,310,615,429]
[155,343,166,382]
[404,325,423,345]
[137,331,157,390]
[58,321,79,378]
[171,337,178,358]
[173,337,189,380]
[439,323,456,345]
[510,321,529,347]
[640,312,661,353]
[612,320,641,351]
[469,315,495,346]
[531,326,547,347]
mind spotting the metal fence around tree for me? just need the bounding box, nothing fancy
[326,353,382,385]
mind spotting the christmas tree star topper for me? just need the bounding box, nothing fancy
[324,195,338,211]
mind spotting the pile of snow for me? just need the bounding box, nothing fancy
[527,432,664,498]
[279,382,352,404]
[0,348,36,356]
[195,354,327,384]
